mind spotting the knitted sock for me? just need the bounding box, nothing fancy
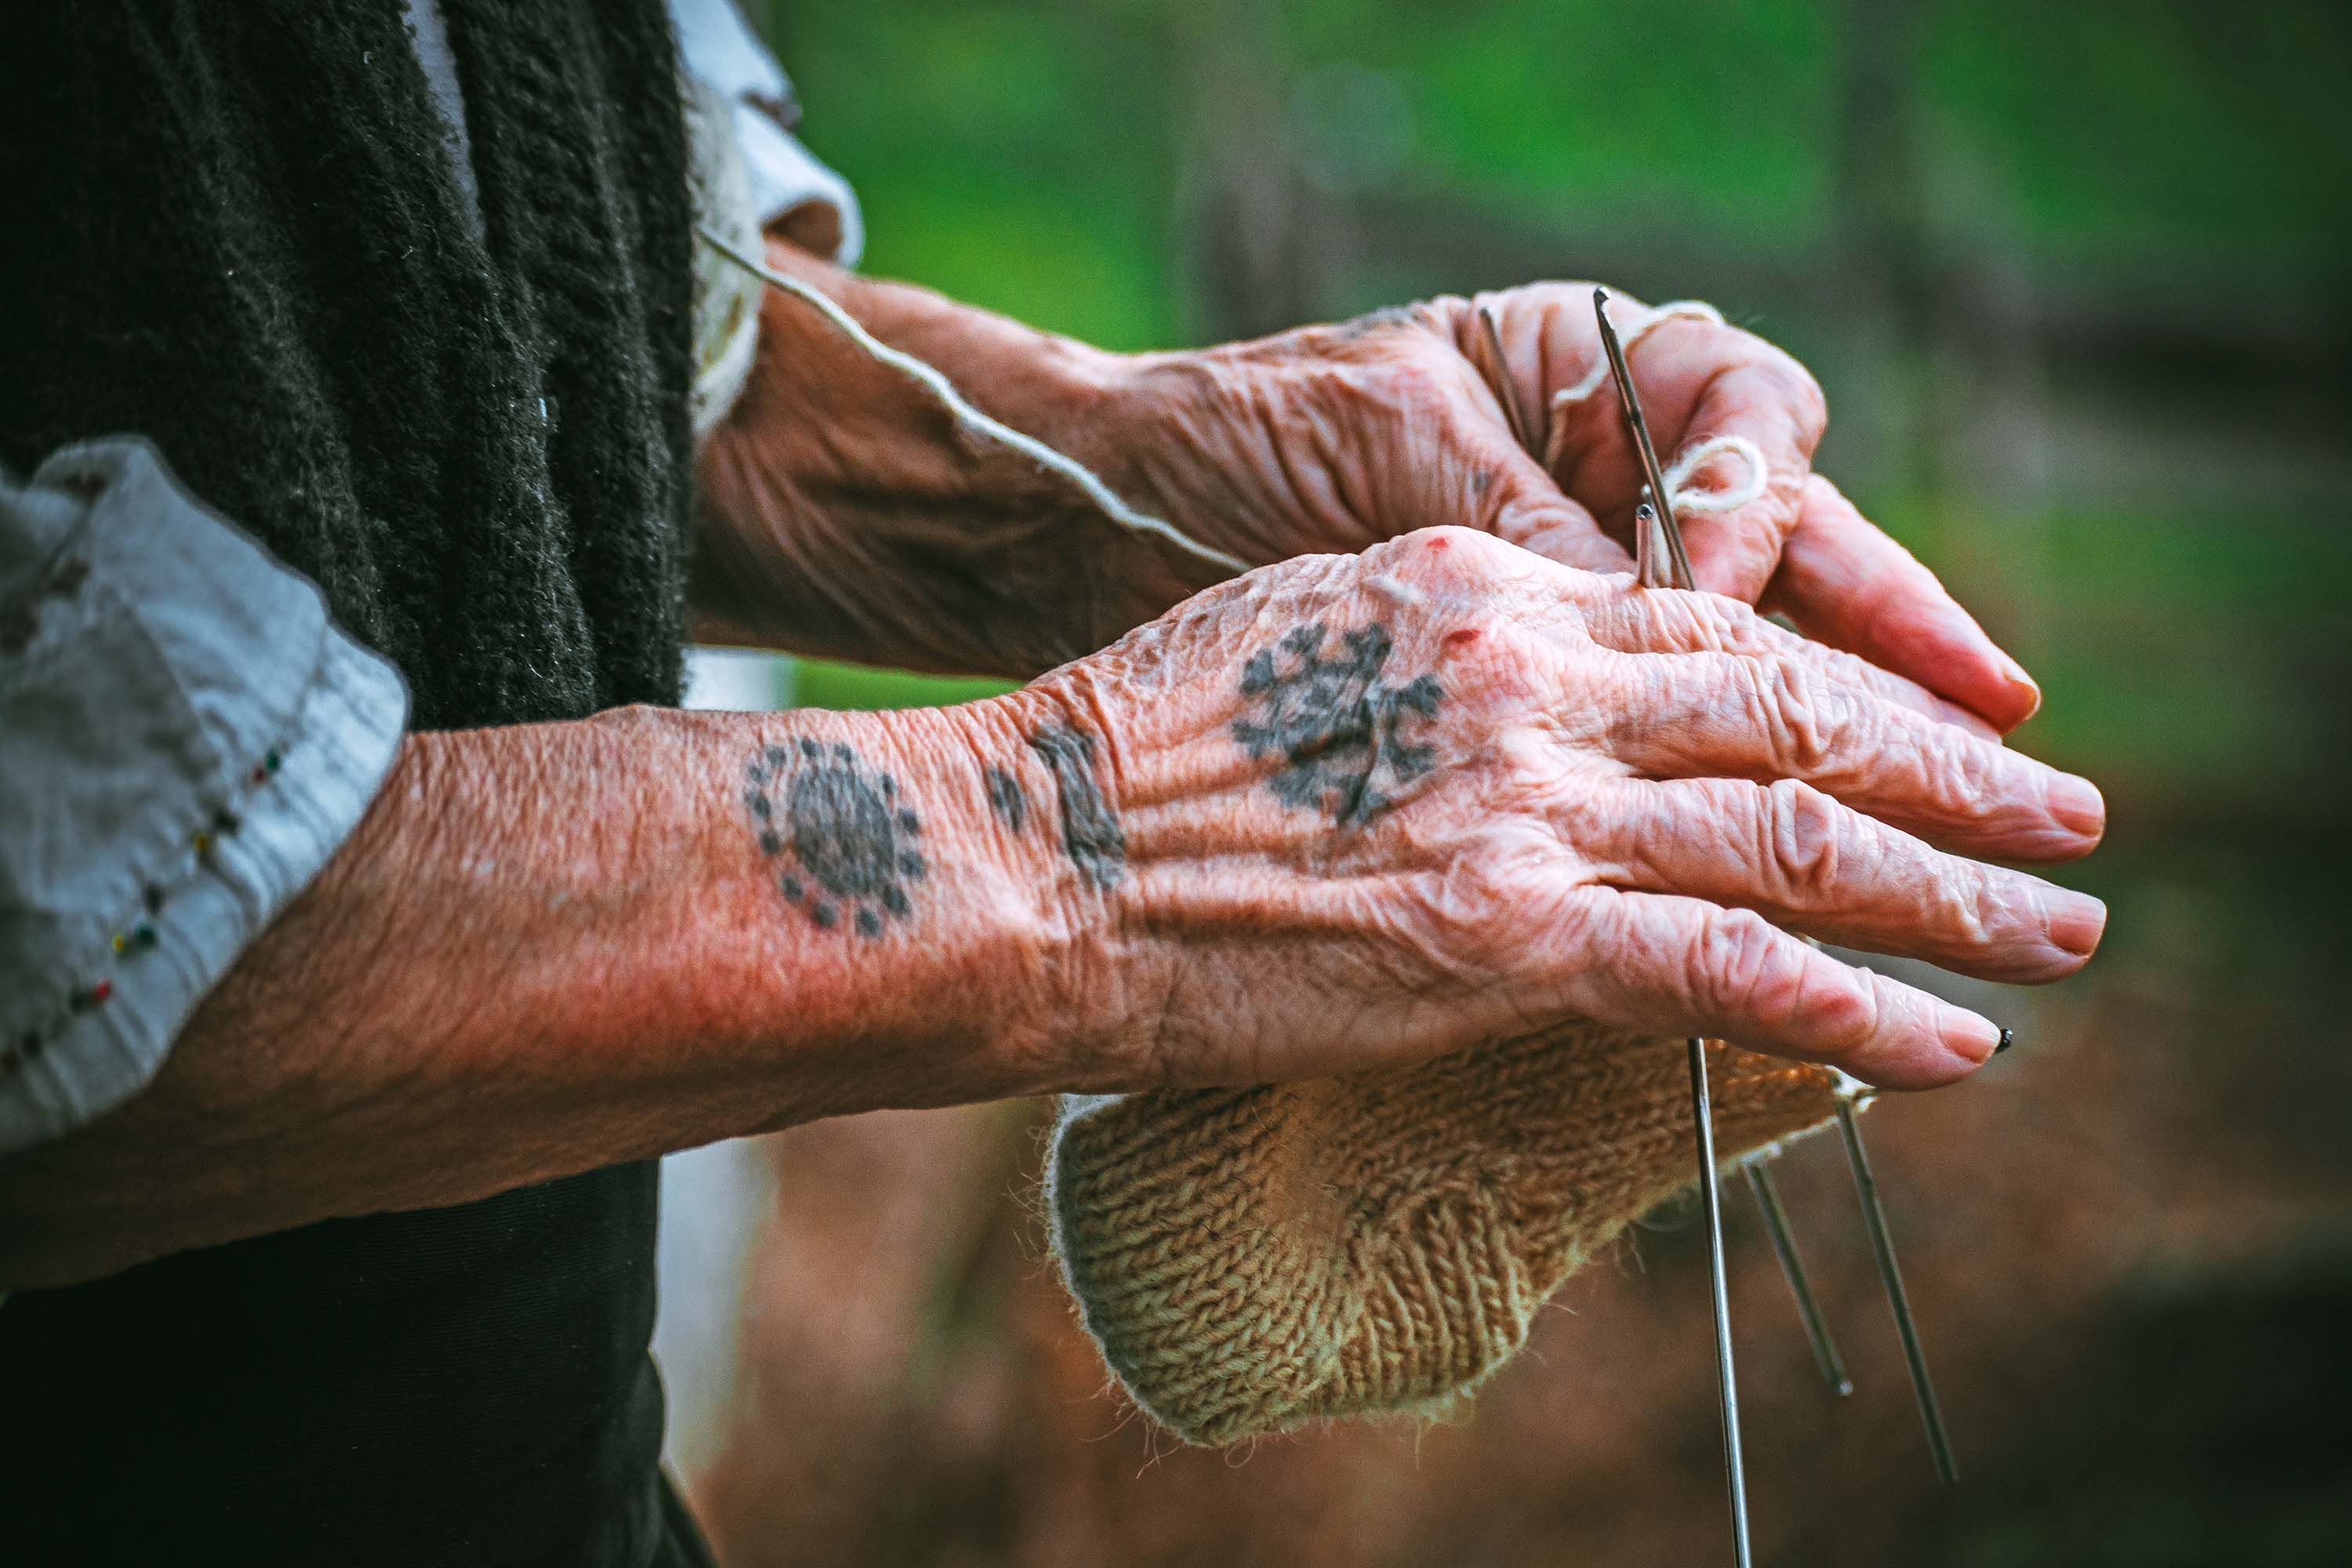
[1047,1027,1846,1446]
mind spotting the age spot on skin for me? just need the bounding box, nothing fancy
[1027,724,1127,889]
[1232,622,1443,826]
[746,744,926,938]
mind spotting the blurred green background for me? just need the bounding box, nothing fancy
[681,2,2352,1563]
[765,0,2352,974]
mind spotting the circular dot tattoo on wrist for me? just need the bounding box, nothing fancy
[744,740,927,938]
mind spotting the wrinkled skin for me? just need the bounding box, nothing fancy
[1103,286,2038,731]
[995,528,2102,1095]
[1,281,2107,1288]
[701,255,2039,733]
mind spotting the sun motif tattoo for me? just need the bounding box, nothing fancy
[744,740,927,937]
[1232,622,1443,826]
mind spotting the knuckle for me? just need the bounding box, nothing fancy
[1696,906,1801,1025]
[1918,729,1999,817]
[1759,778,1844,902]
[1748,657,1847,774]
[1762,347,1828,433]
[1942,870,1999,949]
[1367,524,1456,584]
[1691,592,1761,653]
[1392,522,1520,589]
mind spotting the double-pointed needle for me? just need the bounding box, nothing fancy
[1596,289,1958,1504]
[1476,304,1541,456]
[1836,1096,1960,1483]
[1595,287,1751,1567]
[1744,1160,1854,1397]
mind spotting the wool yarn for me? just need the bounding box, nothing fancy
[1536,298,1770,520]
[696,227,1251,577]
[1047,1026,1846,1446]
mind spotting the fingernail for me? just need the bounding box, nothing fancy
[1994,1027,2016,1054]
[1937,1003,2002,1066]
[1998,650,2042,718]
[2047,887,2109,958]
[2047,773,2106,840]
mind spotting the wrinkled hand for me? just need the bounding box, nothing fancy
[1002,528,2101,1094]
[1114,285,2039,731]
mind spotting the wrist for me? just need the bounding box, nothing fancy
[935,686,1149,1096]
[758,232,1142,484]
[734,697,1097,1112]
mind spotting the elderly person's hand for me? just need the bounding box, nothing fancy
[986,528,2102,1094]
[1101,285,2038,733]
[698,245,2035,738]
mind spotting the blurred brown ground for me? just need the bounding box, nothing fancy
[681,928,2352,1567]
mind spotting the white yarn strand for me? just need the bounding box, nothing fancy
[695,226,1250,578]
[1531,296,1771,520]
[1662,433,1768,516]
[1549,299,1726,409]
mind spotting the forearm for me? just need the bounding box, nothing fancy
[0,699,1081,1288]
[692,239,1213,676]
[750,242,1121,438]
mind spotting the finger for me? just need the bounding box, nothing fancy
[1585,581,2001,740]
[1465,422,1634,576]
[1544,315,1822,597]
[1541,887,2002,1090]
[1576,777,2105,982]
[1659,341,1824,601]
[1602,648,2105,862]
[1763,476,2042,733]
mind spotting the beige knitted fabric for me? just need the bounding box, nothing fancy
[1047,1026,1846,1446]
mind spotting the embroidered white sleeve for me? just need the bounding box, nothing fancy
[0,439,409,1156]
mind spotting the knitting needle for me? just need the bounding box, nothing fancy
[1601,282,1959,1507]
[1633,499,1657,586]
[1596,288,1750,1568]
[1595,288,1695,591]
[1834,1095,1960,1483]
[1475,304,1540,456]
[1688,1042,1753,1568]
[1743,1160,1854,1397]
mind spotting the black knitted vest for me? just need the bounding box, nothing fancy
[0,4,709,1564]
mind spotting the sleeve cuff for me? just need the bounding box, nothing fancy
[0,441,409,1156]
[734,105,864,268]
[0,623,405,1153]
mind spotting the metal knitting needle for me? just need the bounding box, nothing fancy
[1743,1160,1854,1397]
[1595,288,1695,592]
[1602,284,1958,1512]
[1835,1095,1960,1483]
[1476,304,1541,456]
[1633,498,1658,586]
[1686,1040,1752,1568]
[1597,288,1749,1568]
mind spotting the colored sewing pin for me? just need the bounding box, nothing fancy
[1743,1159,1854,1396]
[1596,288,1749,1568]
[1835,1094,1960,1483]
